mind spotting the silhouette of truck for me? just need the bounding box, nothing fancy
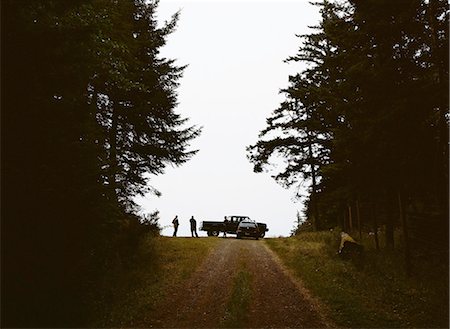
[200,215,268,238]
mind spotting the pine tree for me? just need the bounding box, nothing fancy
[2,0,199,326]
[248,0,449,240]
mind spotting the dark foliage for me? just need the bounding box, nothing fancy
[1,0,196,326]
[248,0,448,251]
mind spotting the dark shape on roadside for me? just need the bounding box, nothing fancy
[190,216,199,238]
[200,215,268,239]
[173,216,179,237]
[338,232,364,261]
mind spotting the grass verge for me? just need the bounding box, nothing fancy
[90,236,220,327]
[265,231,448,328]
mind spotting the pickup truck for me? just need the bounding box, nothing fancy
[200,215,269,238]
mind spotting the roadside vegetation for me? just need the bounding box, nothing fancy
[90,236,220,327]
[266,231,448,328]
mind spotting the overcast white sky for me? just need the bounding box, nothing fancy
[136,0,321,237]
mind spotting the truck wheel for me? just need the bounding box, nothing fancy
[207,231,212,237]
[259,232,265,238]
[211,231,219,237]
[236,233,241,239]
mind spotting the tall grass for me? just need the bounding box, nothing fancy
[266,231,448,328]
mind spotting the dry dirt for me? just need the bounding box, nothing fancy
[148,238,335,328]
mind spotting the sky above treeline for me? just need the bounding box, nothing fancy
[136,0,321,237]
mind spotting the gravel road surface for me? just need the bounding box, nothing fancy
[149,238,334,328]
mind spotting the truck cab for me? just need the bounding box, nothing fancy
[236,219,260,240]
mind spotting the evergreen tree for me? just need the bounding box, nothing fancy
[247,1,342,230]
[2,0,199,326]
[248,0,448,240]
[87,0,200,211]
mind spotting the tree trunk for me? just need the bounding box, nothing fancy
[372,201,380,251]
[428,1,449,220]
[108,100,119,203]
[348,204,353,232]
[385,190,395,249]
[356,199,362,240]
[398,192,412,276]
[308,143,319,231]
[342,209,347,232]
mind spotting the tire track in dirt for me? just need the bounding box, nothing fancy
[149,238,334,328]
[244,240,334,328]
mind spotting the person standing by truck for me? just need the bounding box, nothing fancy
[172,215,179,237]
[190,216,199,238]
[223,216,228,237]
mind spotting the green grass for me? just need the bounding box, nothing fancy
[90,236,220,327]
[265,231,449,328]
[222,253,253,328]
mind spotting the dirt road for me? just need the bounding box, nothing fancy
[149,238,334,328]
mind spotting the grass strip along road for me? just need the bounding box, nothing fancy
[266,231,448,328]
[221,254,253,328]
[90,232,447,328]
[91,236,332,328]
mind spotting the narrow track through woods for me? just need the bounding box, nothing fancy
[149,238,334,328]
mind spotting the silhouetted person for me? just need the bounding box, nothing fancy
[223,216,229,237]
[338,232,363,260]
[190,216,199,238]
[172,215,179,237]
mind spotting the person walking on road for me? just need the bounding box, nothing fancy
[190,216,199,238]
[172,215,179,237]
